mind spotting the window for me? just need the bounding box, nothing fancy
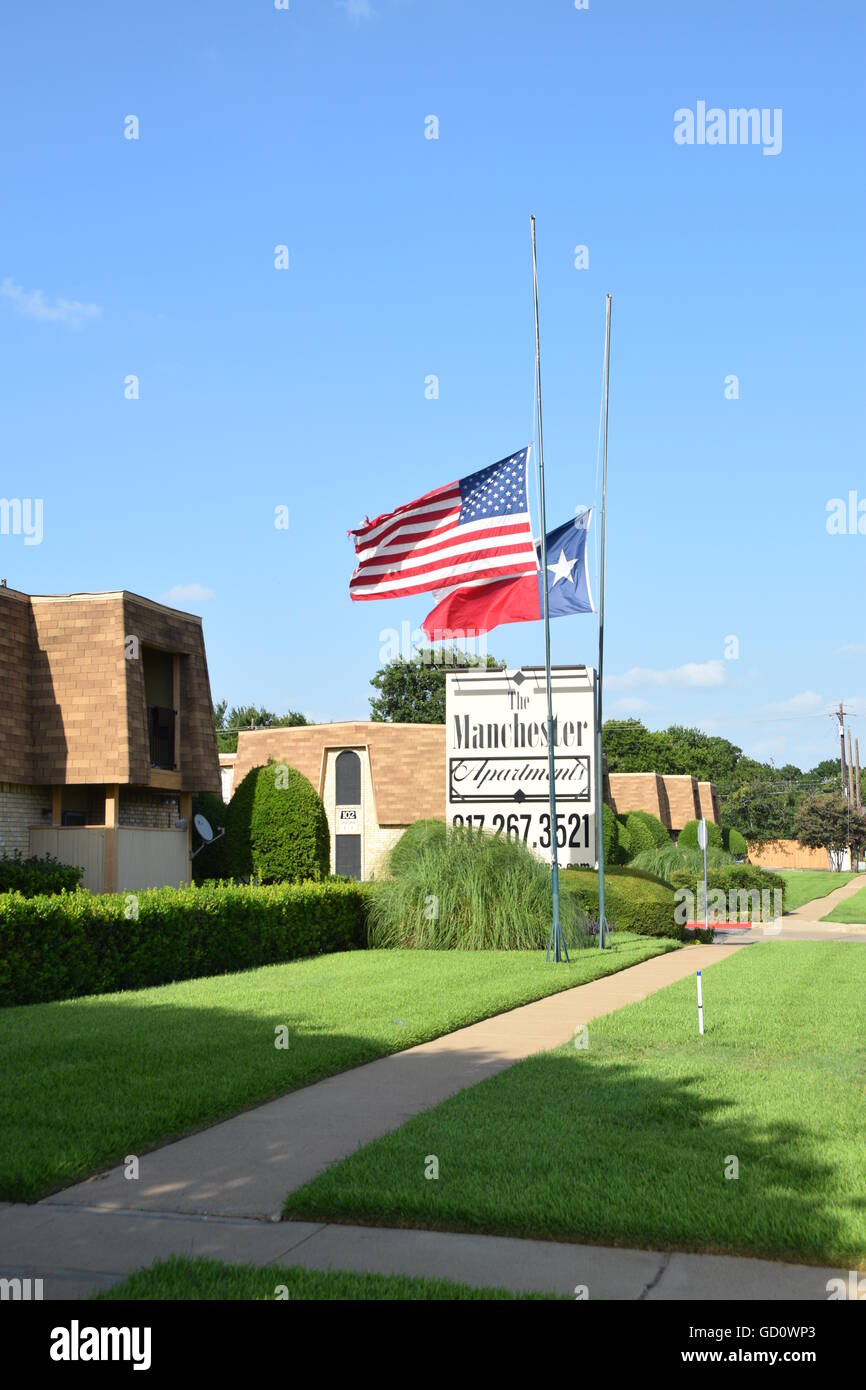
[335,749,361,806]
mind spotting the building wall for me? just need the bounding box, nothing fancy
[0,782,51,857]
[123,594,220,793]
[606,770,717,831]
[29,594,131,785]
[0,588,34,783]
[1,589,219,794]
[119,789,179,829]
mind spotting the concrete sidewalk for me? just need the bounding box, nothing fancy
[43,943,742,1222]
[0,1203,847,1302]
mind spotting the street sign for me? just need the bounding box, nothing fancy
[697,818,708,850]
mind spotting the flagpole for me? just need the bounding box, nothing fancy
[596,293,612,949]
[530,216,567,964]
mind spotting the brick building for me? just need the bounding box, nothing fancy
[222,723,719,880]
[0,584,220,891]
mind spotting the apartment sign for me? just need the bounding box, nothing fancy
[444,665,597,868]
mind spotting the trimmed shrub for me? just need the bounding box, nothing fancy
[678,818,724,852]
[0,852,83,897]
[368,826,587,950]
[615,817,632,863]
[724,827,749,858]
[389,819,446,877]
[602,803,625,865]
[226,762,329,884]
[191,792,231,884]
[622,810,671,858]
[667,864,785,920]
[562,867,682,939]
[0,880,367,1007]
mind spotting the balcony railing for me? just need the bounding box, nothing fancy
[148,705,176,770]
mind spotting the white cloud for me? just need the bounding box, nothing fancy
[338,0,375,20]
[607,659,726,692]
[756,690,826,719]
[0,278,102,328]
[834,642,866,656]
[609,696,649,713]
[163,583,215,605]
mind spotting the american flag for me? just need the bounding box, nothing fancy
[349,448,538,601]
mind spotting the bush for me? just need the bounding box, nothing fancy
[562,867,681,939]
[191,792,231,884]
[630,842,734,880]
[602,804,626,865]
[622,810,671,858]
[667,864,785,921]
[678,818,724,852]
[0,880,367,1007]
[724,827,749,858]
[0,852,83,897]
[388,819,446,877]
[226,762,329,884]
[368,826,587,950]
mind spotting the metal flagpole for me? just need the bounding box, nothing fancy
[530,215,567,964]
[596,294,612,949]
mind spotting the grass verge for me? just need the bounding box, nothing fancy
[0,935,673,1201]
[283,942,866,1268]
[821,883,866,923]
[93,1255,557,1300]
[779,870,859,912]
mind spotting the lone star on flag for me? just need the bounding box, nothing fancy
[547,547,578,586]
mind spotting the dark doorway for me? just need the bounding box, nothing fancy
[335,834,362,880]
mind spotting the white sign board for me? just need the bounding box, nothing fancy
[697,818,708,851]
[445,665,597,868]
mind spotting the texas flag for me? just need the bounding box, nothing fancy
[423,509,595,638]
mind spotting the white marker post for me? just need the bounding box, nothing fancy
[697,969,704,1036]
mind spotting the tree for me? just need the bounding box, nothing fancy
[793,794,866,870]
[369,648,504,724]
[213,701,309,753]
[225,761,329,883]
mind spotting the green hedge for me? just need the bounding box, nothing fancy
[562,867,682,939]
[678,818,724,852]
[0,852,83,897]
[226,762,329,883]
[622,810,671,858]
[667,864,785,920]
[602,804,627,865]
[0,880,367,1007]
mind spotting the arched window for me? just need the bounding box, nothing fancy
[335,749,361,806]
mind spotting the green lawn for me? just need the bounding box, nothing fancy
[779,869,860,912]
[284,942,866,1267]
[0,936,673,1202]
[821,884,866,923]
[94,1255,557,1301]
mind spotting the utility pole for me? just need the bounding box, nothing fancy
[847,727,855,806]
[838,703,847,795]
[856,738,862,810]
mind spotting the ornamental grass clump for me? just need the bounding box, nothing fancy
[368,826,588,950]
[630,841,734,881]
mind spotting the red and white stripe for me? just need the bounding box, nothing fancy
[349,467,537,602]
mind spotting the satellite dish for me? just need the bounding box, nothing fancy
[194,814,214,843]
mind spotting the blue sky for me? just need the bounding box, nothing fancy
[1,0,863,768]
